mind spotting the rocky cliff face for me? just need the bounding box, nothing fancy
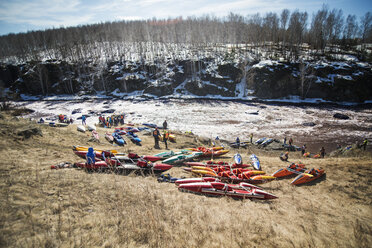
[0,59,371,102]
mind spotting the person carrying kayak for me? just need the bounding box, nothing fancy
[153,127,160,149]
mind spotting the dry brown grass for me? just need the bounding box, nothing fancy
[0,112,371,248]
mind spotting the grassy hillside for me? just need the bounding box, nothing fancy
[0,110,371,247]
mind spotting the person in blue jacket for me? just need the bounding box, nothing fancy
[82,115,87,125]
[86,147,95,165]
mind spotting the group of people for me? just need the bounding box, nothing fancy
[58,114,73,124]
[153,120,169,149]
[98,114,125,128]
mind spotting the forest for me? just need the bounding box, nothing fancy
[0,5,371,63]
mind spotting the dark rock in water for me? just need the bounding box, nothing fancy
[333,113,350,120]
[72,109,82,114]
[101,109,115,114]
[302,122,316,127]
[17,127,42,139]
[247,111,259,115]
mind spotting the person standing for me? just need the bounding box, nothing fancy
[163,120,168,130]
[153,127,160,149]
[301,144,306,155]
[362,138,368,150]
[163,130,169,149]
[283,137,287,144]
[289,138,293,146]
[236,137,240,148]
[82,115,86,126]
[250,133,253,143]
[320,147,326,158]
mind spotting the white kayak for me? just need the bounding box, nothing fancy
[77,125,86,132]
[87,124,96,131]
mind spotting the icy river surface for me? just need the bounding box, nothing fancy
[14,99,372,153]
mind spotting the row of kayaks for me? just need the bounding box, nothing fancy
[175,178,278,200]
[69,146,325,201]
[71,146,173,174]
[152,147,230,165]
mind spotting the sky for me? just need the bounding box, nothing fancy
[0,0,371,36]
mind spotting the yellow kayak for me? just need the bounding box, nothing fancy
[191,166,215,172]
[73,146,118,154]
[191,169,217,177]
[159,134,176,142]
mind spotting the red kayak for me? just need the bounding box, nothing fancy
[175,177,219,186]
[74,161,108,170]
[177,181,277,200]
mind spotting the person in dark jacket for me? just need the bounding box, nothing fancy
[320,147,326,158]
[236,137,240,148]
[153,128,160,148]
[163,120,168,130]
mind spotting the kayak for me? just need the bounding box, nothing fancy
[105,133,114,143]
[115,162,172,175]
[162,152,203,165]
[255,138,266,145]
[250,154,261,170]
[87,124,96,131]
[77,125,86,132]
[112,132,125,146]
[272,163,306,178]
[74,161,108,170]
[73,145,117,154]
[175,177,220,186]
[291,168,325,185]
[92,130,99,140]
[177,181,277,200]
[142,123,158,128]
[73,150,116,160]
[105,153,162,166]
[186,146,225,151]
[234,153,242,165]
[191,169,217,177]
[184,161,250,168]
[126,132,141,144]
[260,138,274,147]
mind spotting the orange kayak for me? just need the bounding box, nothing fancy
[291,168,325,185]
[272,163,306,178]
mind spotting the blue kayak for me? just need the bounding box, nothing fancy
[112,132,125,146]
